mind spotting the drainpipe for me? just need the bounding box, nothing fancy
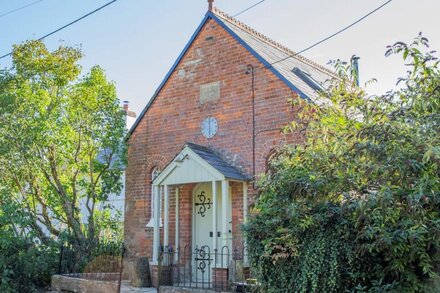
[246,64,256,188]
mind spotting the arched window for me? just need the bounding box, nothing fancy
[146,167,162,227]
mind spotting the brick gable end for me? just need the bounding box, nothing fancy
[124,17,305,261]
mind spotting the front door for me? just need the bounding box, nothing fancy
[192,183,225,284]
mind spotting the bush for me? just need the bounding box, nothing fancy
[0,191,124,292]
[244,35,440,292]
[0,194,58,292]
[0,239,58,293]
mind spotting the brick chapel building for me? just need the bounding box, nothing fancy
[124,2,336,288]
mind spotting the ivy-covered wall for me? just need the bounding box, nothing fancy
[244,36,440,292]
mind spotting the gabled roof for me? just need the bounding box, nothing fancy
[186,143,250,181]
[153,143,250,186]
[212,8,338,102]
[128,9,337,136]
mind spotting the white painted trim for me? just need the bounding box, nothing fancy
[153,146,226,186]
[187,148,225,180]
[227,178,248,183]
[175,187,180,262]
[146,217,162,228]
[147,167,162,228]
[164,185,169,248]
[153,162,178,186]
[221,180,229,268]
[212,181,218,259]
[152,185,161,265]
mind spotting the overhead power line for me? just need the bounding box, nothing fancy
[0,0,118,60]
[0,0,45,19]
[233,0,266,17]
[266,0,393,69]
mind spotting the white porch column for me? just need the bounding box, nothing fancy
[243,182,249,265]
[221,180,230,267]
[212,181,218,261]
[221,180,229,250]
[152,184,161,264]
[174,187,180,262]
[162,185,170,265]
[163,185,169,248]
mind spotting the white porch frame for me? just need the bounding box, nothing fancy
[150,145,249,265]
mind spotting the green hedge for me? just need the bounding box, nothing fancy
[244,36,440,292]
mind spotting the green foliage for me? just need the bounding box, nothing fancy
[0,40,126,291]
[0,187,58,292]
[58,230,123,275]
[244,35,440,292]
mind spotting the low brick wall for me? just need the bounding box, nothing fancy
[51,274,119,293]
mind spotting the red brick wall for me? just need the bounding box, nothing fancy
[231,182,244,250]
[213,268,229,291]
[176,184,195,252]
[124,17,305,263]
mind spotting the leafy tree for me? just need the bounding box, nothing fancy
[244,35,440,292]
[0,40,126,264]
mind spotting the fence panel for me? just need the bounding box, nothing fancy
[57,241,125,292]
[159,245,252,292]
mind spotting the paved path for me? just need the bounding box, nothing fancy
[120,281,157,293]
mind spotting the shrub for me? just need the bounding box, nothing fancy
[244,35,440,292]
[0,192,58,292]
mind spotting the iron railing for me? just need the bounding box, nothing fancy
[58,241,125,291]
[158,245,252,292]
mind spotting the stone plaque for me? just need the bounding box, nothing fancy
[200,81,220,104]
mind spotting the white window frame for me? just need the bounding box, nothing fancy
[146,167,162,228]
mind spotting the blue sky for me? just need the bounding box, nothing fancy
[1,0,439,114]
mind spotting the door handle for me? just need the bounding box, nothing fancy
[209,232,213,237]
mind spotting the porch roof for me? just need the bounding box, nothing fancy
[153,143,250,186]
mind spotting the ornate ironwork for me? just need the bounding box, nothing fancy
[158,244,249,289]
[194,191,212,217]
[194,245,212,274]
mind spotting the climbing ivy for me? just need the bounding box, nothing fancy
[244,35,440,292]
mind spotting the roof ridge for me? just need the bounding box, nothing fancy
[212,7,338,78]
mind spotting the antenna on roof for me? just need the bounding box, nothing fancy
[208,0,214,11]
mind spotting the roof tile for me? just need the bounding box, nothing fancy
[186,142,250,181]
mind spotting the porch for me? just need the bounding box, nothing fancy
[149,143,251,290]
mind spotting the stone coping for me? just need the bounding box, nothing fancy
[51,274,119,293]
